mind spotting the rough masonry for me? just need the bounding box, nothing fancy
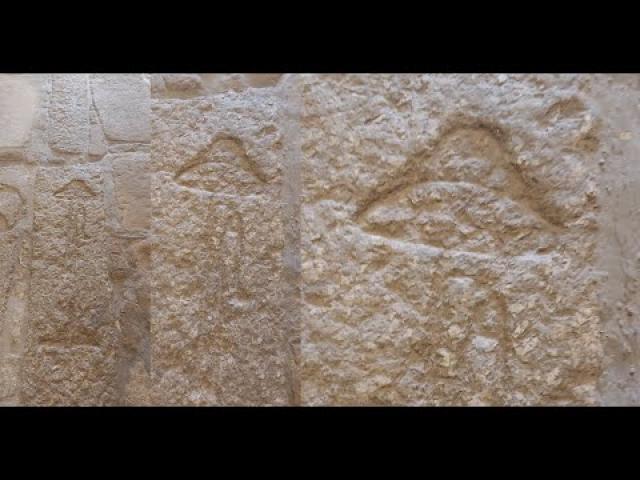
[0,73,638,405]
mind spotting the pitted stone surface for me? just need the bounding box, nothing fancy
[1,73,639,406]
[300,74,603,405]
[22,165,119,405]
[0,166,32,405]
[150,90,296,405]
[111,153,151,232]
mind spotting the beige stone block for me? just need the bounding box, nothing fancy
[0,75,39,149]
[92,74,150,143]
[111,153,150,231]
[0,166,33,404]
[300,74,603,405]
[22,165,118,405]
[150,91,296,405]
[48,75,89,154]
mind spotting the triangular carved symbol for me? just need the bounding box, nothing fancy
[175,136,266,195]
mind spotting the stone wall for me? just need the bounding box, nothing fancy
[1,73,638,405]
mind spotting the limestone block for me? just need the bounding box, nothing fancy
[1,73,638,407]
[111,153,150,231]
[589,74,640,405]
[150,91,295,405]
[151,74,284,98]
[21,165,118,405]
[92,74,150,143]
[48,75,90,155]
[0,75,39,149]
[109,233,151,405]
[107,152,151,404]
[0,166,33,404]
[300,74,603,405]
[88,107,107,158]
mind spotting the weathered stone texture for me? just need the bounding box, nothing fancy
[111,153,151,232]
[49,75,90,156]
[0,75,39,150]
[150,90,296,405]
[109,232,151,405]
[89,108,108,158]
[1,73,639,406]
[151,74,283,98]
[589,75,640,405]
[91,74,151,143]
[300,74,603,405]
[22,165,119,405]
[0,166,33,405]
[1,74,153,405]
[107,153,152,405]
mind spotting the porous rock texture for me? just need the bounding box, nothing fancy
[151,87,297,405]
[0,73,638,405]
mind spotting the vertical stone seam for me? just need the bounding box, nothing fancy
[278,75,303,405]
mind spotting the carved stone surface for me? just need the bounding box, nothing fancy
[150,90,296,405]
[22,165,119,405]
[49,75,90,156]
[111,153,151,232]
[0,166,32,405]
[1,73,639,406]
[300,75,603,405]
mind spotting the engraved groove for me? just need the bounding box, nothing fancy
[175,136,267,195]
[54,179,96,198]
[356,126,564,255]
